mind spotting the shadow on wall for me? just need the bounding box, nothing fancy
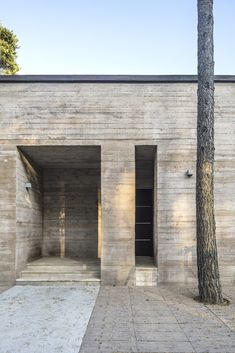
[15,149,43,276]
[42,167,100,260]
[18,149,42,189]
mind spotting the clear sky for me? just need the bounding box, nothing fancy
[0,0,234,75]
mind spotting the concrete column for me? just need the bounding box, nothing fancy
[101,142,135,285]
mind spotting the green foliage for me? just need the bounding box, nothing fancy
[0,24,20,75]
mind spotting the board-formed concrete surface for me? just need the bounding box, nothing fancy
[0,284,99,353]
[1,79,235,288]
[79,285,235,353]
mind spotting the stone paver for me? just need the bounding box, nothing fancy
[79,285,235,353]
[0,284,99,353]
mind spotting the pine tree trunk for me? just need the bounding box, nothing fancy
[197,0,224,304]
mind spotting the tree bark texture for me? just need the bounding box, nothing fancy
[197,0,223,304]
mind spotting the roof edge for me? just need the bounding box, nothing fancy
[0,74,235,83]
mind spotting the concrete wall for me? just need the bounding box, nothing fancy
[214,85,235,284]
[16,151,43,277]
[101,142,135,285]
[43,167,99,259]
[0,144,16,290]
[0,80,234,286]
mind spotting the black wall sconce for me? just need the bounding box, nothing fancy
[25,182,32,190]
[186,170,193,177]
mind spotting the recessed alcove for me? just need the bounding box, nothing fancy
[135,145,158,269]
[15,146,101,280]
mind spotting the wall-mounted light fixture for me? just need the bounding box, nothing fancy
[186,170,193,177]
[25,182,32,190]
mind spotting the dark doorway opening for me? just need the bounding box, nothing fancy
[135,189,153,256]
[135,146,157,263]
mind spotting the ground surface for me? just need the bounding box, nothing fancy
[80,285,235,353]
[0,284,234,353]
[0,284,99,353]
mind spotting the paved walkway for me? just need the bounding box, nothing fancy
[0,284,234,353]
[80,285,235,353]
[0,284,99,353]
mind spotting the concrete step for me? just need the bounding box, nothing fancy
[16,278,100,285]
[27,259,99,266]
[27,259,99,267]
[25,266,100,272]
[16,257,101,285]
[20,271,100,278]
[16,273,100,283]
[135,267,158,286]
